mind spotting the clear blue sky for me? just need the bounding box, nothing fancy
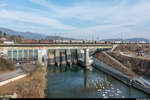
[0,0,150,40]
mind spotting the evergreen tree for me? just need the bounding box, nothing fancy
[3,32,7,37]
[0,31,2,38]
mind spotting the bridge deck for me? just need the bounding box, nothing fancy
[0,44,112,47]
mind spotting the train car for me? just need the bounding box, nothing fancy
[114,41,122,44]
[105,41,111,44]
[55,40,70,44]
[20,39,39,44]
[71,40,83,44]
[83,40,96,44]
[95,41,106,44]
[84,40,92,44]
[39,40,54,44]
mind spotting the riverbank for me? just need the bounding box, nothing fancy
[107,52,150,76]
[93,51,135,78]
[114,44,150,53]
[92,52,150,94]
[0,64,46,98]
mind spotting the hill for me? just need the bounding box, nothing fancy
[0,27,77,40]
[44,36,78,40]
[103,38,149,43]
[0,27,46,40]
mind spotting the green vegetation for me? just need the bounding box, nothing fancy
[0,31,2,38]
[0,31,24,44]
[0,64,47,98]
[0,32,7,38]
[8,35,24,43]
[125,61,132,72]
[3,32,7,38]
[0,57,15,72]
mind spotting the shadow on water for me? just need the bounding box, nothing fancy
[47,65,82,73]
[45,65,150,98]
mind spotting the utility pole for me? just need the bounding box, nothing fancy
[97,37,99,41]
[92,33,93,41]
[55,33,56,43]
[121,33,123,43]
[88,33,91,40]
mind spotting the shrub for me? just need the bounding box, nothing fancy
[0,57,15,71]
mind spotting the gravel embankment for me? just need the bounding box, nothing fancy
[93,52,135,78]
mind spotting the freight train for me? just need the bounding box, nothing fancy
[20,39,148,44]
[20,39,110,44]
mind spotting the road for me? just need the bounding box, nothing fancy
[120,52,150,60]
[0,63,36,82]
[0,67,24,82]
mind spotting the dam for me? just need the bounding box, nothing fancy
[0,44,112,69]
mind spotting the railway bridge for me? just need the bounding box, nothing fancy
[0,44,112,69]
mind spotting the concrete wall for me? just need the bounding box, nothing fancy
[92,57,150,94]
[0,74,28,86]
[66,49,72,66]
[46,48,92,69]
[4,47,93,69]
[48,52,55,65]
[92,57,131,85]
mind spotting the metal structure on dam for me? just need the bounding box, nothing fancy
[0,44,112,69]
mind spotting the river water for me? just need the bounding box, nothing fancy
[45,65,149,98]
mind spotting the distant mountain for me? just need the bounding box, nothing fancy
[0,27,46,40]
[102,38,122,41]
[125,38,149,42]
[0,27,76,40]
[44,36,78,40]
[0,27,149,42]
[102,38,149,43]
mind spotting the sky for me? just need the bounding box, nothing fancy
[0,0,150,40]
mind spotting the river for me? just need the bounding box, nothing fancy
[45,65,149,98]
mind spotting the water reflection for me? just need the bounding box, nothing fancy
[84,69,89,88]
[47,65,83,73]
[128,85,131,97]
[46,65,149,98]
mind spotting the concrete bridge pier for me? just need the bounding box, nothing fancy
[84,48,90,70]
[75,49,78,64]
[16,49,18,64]
[55,49,60,66]
[60,50,66,66]
[80,49,85,62]
[11,49,13,63]
[32,49,34,62]
[77,49,83,61]
[84,69,89,88]
[22,49,25,63]
[66,49,72,66]
[71,49,78,65]
[44,49,48,67]
[27,49,30,63]
[48,51,55,65]
[38,50,43,64]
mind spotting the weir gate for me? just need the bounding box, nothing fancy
[0,44,112,69]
